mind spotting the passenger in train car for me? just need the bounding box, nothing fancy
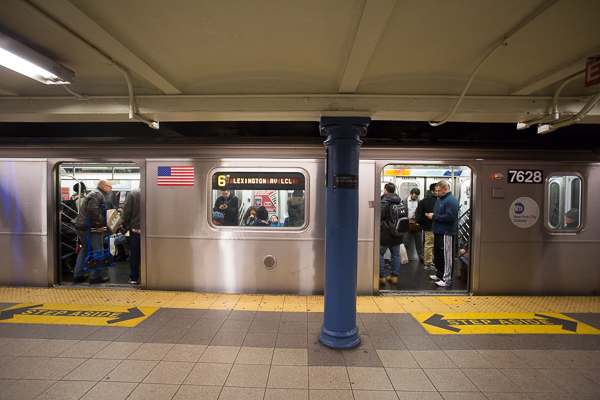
[71,182,87,211]
[72,179,113,284]
[213,190,239,226]
[242,205,259,226]
[212,211,225,226]
[402,188,425,263]
[255,206,270,226]
[270,215,280,226]
[426,181,459,287]
[379,183,404,285]
[122,187,141,285]
[565,208,580,229]
[417,183,437,271]
[287,190,305,227]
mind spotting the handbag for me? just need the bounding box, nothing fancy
[408,218,422,232]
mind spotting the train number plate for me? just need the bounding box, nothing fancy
[507,170,543,184]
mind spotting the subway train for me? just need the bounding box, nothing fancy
[1,142,599,296]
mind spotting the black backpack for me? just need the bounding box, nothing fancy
[384,201,409,236]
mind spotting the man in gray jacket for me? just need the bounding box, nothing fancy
[123,187,141,284]
[73,179,112,284]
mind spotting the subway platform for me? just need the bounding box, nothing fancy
[0,287,599,400]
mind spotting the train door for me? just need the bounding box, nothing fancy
[379,164,472,294]
[57,162,141,286]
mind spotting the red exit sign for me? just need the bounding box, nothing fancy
[585,58,600,87]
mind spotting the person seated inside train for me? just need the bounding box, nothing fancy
[242,205,259,226]
[213,190,239,226]
[213,211,225,226]
[270,215,281,226]
[103,224,129,261]
[255,206,270,226]
[287,190,305,226]
[564,208,579,229]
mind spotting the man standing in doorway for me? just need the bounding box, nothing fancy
[123,187,141,284]
[402,188,424,263]
[425,181,459,287]
[417,183,437,271]
[73,179,112,284]
[379,183,404,285]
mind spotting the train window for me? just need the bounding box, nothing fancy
[210,170,306,228]
[546,173,583,232]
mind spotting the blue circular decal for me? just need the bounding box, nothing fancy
[514,203,525,214]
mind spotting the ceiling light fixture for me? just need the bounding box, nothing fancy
[0,31,73,85]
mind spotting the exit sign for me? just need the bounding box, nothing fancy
[585,58,600,87]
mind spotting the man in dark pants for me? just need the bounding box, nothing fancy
[123,187,141,284]
[425,181,459,287]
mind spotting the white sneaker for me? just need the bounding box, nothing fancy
[429,275,439,280]
[436,280,451,287]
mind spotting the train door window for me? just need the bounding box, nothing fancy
[58,162,141,285]
[380,164,472,293]
[546,173,583,232]
[210,170,306,228]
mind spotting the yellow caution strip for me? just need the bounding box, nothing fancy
[0,303,157,327]
[414,312,600,335]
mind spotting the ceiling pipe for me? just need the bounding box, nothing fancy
[19,0,159,129]
[430,0,561,127]
[537,88,600,133]
[516,70,585,130]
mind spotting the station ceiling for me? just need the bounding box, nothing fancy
[1,0,600,139]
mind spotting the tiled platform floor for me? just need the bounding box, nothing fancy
[0,289,599,399]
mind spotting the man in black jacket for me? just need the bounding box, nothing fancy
[417,183,437,271]
[213,190,239,226]
[73,179,112,284]
[380,183,404,285]
[123,187,141,284]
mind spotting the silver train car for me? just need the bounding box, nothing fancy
[1,143,599,296]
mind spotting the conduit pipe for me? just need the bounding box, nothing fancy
[19,0,159,129]
[430,0,561,126]
[516,70,585,130]
[537,88,600,133]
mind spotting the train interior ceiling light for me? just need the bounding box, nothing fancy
[0,31,74,85]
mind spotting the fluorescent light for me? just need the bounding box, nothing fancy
[0,31,73,85]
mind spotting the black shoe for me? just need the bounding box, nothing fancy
[72,275,88,283]
[89,276,110,284]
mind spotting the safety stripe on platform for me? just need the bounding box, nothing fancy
[1,287,600,313]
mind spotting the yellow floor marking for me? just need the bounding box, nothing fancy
[184,292,221,309]
[0,303,157,327]
[258,295,285,311]
[211,294,241,310]
[437,297,467,305]
[283,296,307,312]
[393,297,429,313]
[306,296,324,312]
[414,312,600,335]
[357,296,380,313]
[373,296,405,313]
[415,297,454,313]
[234,295,264,311]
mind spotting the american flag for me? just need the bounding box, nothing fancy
[157,166,195,186]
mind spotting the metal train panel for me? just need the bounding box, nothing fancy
[0,159,48,286]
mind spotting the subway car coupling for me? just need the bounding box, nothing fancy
[1,143,599,296]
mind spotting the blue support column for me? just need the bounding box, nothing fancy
[319,116,370,349]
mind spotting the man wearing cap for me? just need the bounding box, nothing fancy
[565,208,579,229]
[73,179,113,284]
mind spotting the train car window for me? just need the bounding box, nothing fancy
[546,174,583,232]
[210,171,306,228]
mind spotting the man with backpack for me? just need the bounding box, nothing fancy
[379,183,408,285]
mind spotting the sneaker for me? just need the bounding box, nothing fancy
[386,275,398,285]
[89,276,110,284]
[436,280,451,287]
[429,275,440,281]
[427,265,437,271]
[128,279,139,284]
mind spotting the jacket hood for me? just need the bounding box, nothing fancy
[381,192,400,204]
[287,196,304,208]
[424,191,437,199]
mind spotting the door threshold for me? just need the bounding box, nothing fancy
[380,290,470,296]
